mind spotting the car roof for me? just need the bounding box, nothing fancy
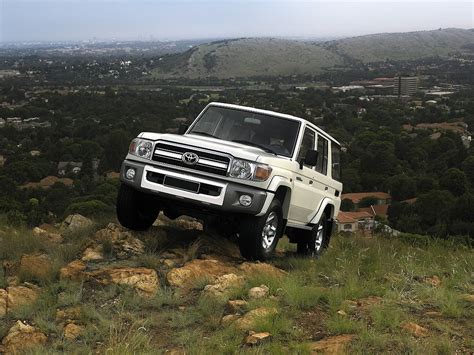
[207,102,340,145]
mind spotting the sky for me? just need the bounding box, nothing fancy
[0,0,473,43]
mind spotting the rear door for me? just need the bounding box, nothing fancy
[288,127,323,223]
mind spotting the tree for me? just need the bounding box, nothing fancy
[341,199,355,212]
[385,174,417,201]
[462,156,474,186]
[416,190,455,228]
[439,168,467,196]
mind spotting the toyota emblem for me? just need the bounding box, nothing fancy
[181,152,199,165]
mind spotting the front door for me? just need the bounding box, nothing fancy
[288,127,323,223]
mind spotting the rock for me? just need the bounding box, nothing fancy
[162,259,177,268]
[310,334,354,354]
[248,285,269,299]
[239,262,286,278]
[203,273,245,297]
[221,314,241,326]
[424,276,441,287]
[234,307,278,330]
[88,267,159,297]
[0,289,7,317]
[19,253,53,280]
[460,294,474,303]
[60,214,93,233]
[337,310,347,316]
[401,322,429,337]
[63,322,84,340]
[7,284,41,311]
[167,259,237,288]
[424,311,443,317]
[81,245,104,261]
[94,223,145,259]
[6,276,20,287]
[244,331,272,346]
[56,306,82,322]
[60,260,86,281]
[173,217,203,230]
[1,320,47,353]
[32,227,63,243]
[225,300,248,315]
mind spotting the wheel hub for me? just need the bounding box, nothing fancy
[314,224,324,251]
[262,211,278,249]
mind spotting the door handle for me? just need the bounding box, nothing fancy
[296,177,303,182]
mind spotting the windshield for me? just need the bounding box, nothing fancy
[188,106,300,157]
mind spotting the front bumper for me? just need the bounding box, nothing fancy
[120,159,271,215]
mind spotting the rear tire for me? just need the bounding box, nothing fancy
[238,199,284,261]
[296,212,330,258]
[116,183,160,231]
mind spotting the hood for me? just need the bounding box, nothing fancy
[139,132,276,161]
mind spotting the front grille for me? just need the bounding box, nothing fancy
[152,141,230,176]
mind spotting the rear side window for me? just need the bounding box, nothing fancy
[297,128,315,166]
[331,142,341,181]
[316,135,328,175]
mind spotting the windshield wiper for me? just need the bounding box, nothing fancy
[231,140,277,155]
[189,131,219,139]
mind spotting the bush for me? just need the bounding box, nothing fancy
[6,210,27,227]
[64,199,113,218]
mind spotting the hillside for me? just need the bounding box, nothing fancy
[151,28,474,78]
[0,214,473,353]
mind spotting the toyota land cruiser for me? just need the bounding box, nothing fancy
[117,102,342,260]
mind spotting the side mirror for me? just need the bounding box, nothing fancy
[178,123,189,135]
[300,149,318,169]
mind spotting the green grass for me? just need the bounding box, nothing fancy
[1,221,473,354]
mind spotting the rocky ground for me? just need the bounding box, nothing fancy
[0,214,473,354]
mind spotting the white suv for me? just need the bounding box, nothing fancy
[117,102,342,260]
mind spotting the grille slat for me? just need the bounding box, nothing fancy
[152,142,230,176]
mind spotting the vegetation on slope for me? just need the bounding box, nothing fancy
[0,216,472,353]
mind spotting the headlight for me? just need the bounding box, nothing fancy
[228,159,272,181]
[129,138,153,159]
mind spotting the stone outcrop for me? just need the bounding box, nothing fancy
[0,289,7,317]
[203,273,245,297]
[401,322,429,337]
[309,334,355,353]
[81,245,104,261]
[244,331,272,346]
[94,223,145,259]
[32,227,63,243]
[6,283,41,311]
[234,307,278,330]
[225,300,248,315]
[88,267,159,297]
[60,260,86,281]
[167,259,237,288]
[1,321,47,353]
[248,285,269,299]
[19,253,53,280]
[60,214,93,233]
[63,322,84,340]
[238,262,286,278]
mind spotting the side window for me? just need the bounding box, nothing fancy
[331,142,341,181]
[297,128,315,166]
[316,135,328,175]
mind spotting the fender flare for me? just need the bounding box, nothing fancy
[256,176,293,218]
[309,198,335,225]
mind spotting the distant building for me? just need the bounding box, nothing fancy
[341,192,392,207]
[336,211,375,232]
[20,176,74,190]
[393,76,418,96]
[58,161,83,176]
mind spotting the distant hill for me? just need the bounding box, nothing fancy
[151,28,474,78]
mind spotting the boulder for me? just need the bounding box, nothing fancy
[401,322,429,337]
[248,285,269,299]
[203,273,245,297]
[81,245,104,261]
[60,214,93,233]
[94,223,145,259]
[88,267,159,297]
[309,334,355,354]
[238,262,286,278]
[167,259,237,288]
[6,284,41,311]
[56,306,82,322]
[1,321,47,353]
[460,294,474,303]
[244,331,272,346]
[225,300,248,315]
[221,314,241,326]
[0,289,7,317]
[234,307,278,330]
[63,322,84,340]
[32,227,63,243]
[60,260,86,281]
[19,253,53,280]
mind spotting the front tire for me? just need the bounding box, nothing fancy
[238,199,284,261]
[296,212,330,257]
[116,184,160,231]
